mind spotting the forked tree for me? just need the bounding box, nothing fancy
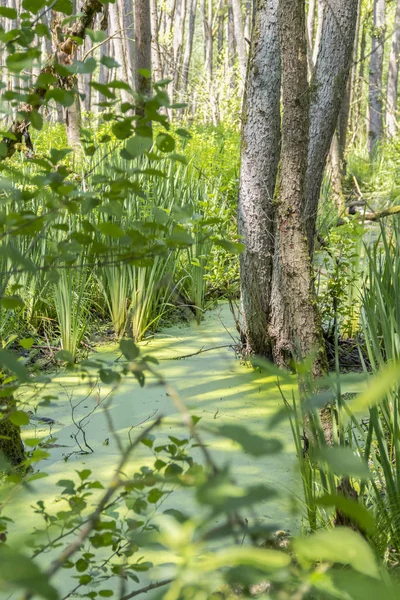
[238,0,358,373]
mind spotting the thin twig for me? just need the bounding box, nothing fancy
[159,344,232,361]
[121,579,172,600]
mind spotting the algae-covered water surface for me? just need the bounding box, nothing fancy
[2,304,301,597]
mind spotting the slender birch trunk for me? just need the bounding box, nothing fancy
[368,0,386,157]
[231,0,247,87]
[150,0,163,81]
[181,0,198,98]
[386,0,400,137]
[109,1,130,104]
[227,0,236,73]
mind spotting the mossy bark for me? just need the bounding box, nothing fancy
[0,397,25,469]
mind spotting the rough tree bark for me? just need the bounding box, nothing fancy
[368,0,386,157]
[386,0,400,137]
[238,0,281,357]
[304,0,359,255]
[269,0,325,374]
[239,0,358,365]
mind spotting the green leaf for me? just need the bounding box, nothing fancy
[294,527,380,579]
[101,56,120,69]
[0,7,17,18]
[75,559,88,573]
[55,350,74,363]
[0,349,29,382]
[98,222,125,238]
[0,545,58,600]
[317,494,375,534]
[156,133,175,153]
[52,0,73,15]
[125,136,152,159]
[0,295,24,310]
[9,411,30,427]
[213,425,283,457]
[350,361,400,412]
[49,148,72,165]
[45,88,75,107]
[71,57,97,74]
[201,546,290,572]
[99,369,121,385]
[120,339,140,361]
[147,488,165,504]
[315,446,370,480]
[22,0,46,14]
[20,338,34,350]
[213,239,245,254]
[99,591,113,597]
[77,469,91,481]
[175,127,192,139]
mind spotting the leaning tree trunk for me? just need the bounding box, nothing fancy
[304,0,359,255]
[368,0,386,157]
[386,0,400,137]
[269,0,325,375]
[238,0,281,357]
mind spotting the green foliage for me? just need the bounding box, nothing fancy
[315,219,366,339]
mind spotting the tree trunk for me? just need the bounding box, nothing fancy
[0,395,25,470]
[238,0,281,357]
[227,0,236,74]
[312,0,324,66]
[217,4,225,59]
[181,0,198,98]
[65,89,82,149]
[307,0,316,72]
[109,1,130,105]
[386,0,400,137]
[135,0,152,119]
[124,0,135,82]
[368,0,386,157]
[269,0,325,375]
[150,0,164,81]
[171,0,186,101]
[239,0,357,364]
[304,0,359,255]
[353,9,367,140]
[231,0,247,87]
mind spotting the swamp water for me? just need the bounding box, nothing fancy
[2,304,304,597]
